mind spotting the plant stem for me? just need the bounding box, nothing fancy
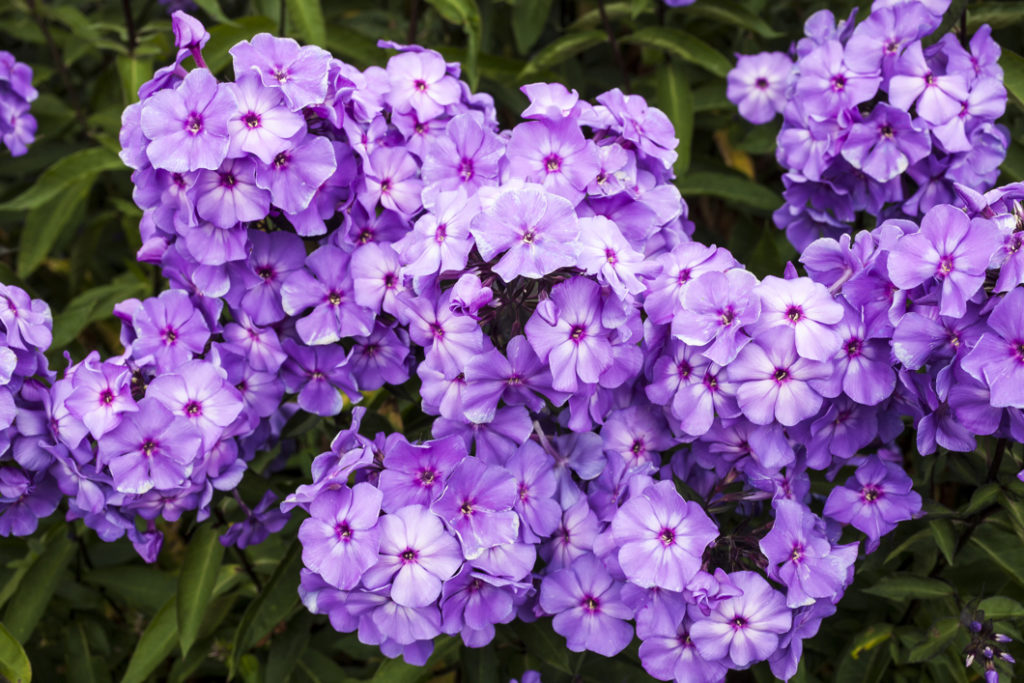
[121,0,137,55]
[407,0,422,44]
[26,0,89,133]
[597,0,631,90]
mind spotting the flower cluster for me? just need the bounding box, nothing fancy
[727,0,1008,250]
[0,7,1018,681]
[0,51,37,157]
[0,284,57,536]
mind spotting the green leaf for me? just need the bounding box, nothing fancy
[65,620,103,683]
[0,146,122,212]
[1001,49,1024,112]
[230,540,303,677]
[884,528,930,564]
[685,1,782,37]
[619,27,732,78]
[962,482,1000,515]
[83,566,177,615]
[3,530,74,643]
[512,0,554,55]
[968,2,1024,30]
[120,597,178,683]
[510,620,572,674]
[862,575,953,601]
[192,0,235,25]
[264,612,312,683]
[907,617,961,663]
[17,175,93,278]
[517,30,607,80]
[51,274,150,349]
[369,636,457,683]
[675,171,781,211]
[177,525,227,657]
[970,527,1024,588]
[460,643,499,683]
[0,623,31,683]
[929,519,957,566]
[566,3,631,31]
[325,25,382,68]
[286,0,326,48]
[656,60,693,176]
[295,648,351,683]
[424,0,482,88]
[835,624,893,683]
[978,596,1024,620]
[116,56,152,104]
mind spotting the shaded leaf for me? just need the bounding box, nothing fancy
[285,0,326,48]
[460,643,499,683]
[862,575,953,601]
[620,27,732,77]
[264,612,312,683]
[1001,49,1024,112]
[51,274,150,349]
[686,1,782,37]
[425,0,482,88]
[675,171,781,211]
[518,30,607,80]
[512,0,555,55]
[510,620,572,675]
[657,60,693,176]
[0,146,121,212]
[3,530,74,643]
[17,176,93,278]
[230,540,303,676]
[83,566,177,615]
[929,519,957,566]
[178,524,227,656]
[978,596,1024,620]
[120,597,178,683]
[907,617,961,663]
[115,55,152,104]
[193,0,235,25]
[968,2,1024,30]
[970,527,1024,588]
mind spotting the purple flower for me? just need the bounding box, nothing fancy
[503,441,561,543]
[362,504,463,607]
[689,570,792,669]
[431,458,519,559]
[823,455,922,551]
[539,553,634,657]
[887,205,1002,317]
[889,41,969,124]
[225,73,306,164]
[507,118,599,203]
[840,103,931,182]
[672,269,761,365]
[254,134,337,214]
[843,3,932,76]
[146,360,244,449]
[470,185,579,282]
[299,483,383,589]
[725,328,831,427]
[131,290,211,373]
[386,50,461,120]
[98,397,203,494]
[379,436,467,512]
[576,216,651,298]
[230,33,331,110]
[639,617,729,683]
[281,245,375,345]
[64,360,138,440]
[794,41,881,119]
[751,275,844,361]
[361,146,424,217]
[281,340,359,416]
[394,188,476,276]
[195,157,270,227]
[611,480,719,592]
[141,68,235,173]
[727,52,793,124]
[759,499,857,607]
[525,277,622,393]
[962,287,1024,408]
[237,230,306,325]
[422,113,504,193]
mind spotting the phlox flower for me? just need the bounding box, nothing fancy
[299,483,383,589]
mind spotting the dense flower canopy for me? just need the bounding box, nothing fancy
[1,1,1023,681]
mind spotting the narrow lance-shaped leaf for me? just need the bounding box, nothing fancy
[285,0,326,48]
[657,60,694,176]
[120,597,179,683]
[512,0,555,55]
[177,524,227,656]
[3,529,75,643]
[0,146,121,212]
[619,27,733,78]
[17,175,94,279]
[517,30,607,80]
[229,540,303,678]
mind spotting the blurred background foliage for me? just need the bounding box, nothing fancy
[2,0,1024,681]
